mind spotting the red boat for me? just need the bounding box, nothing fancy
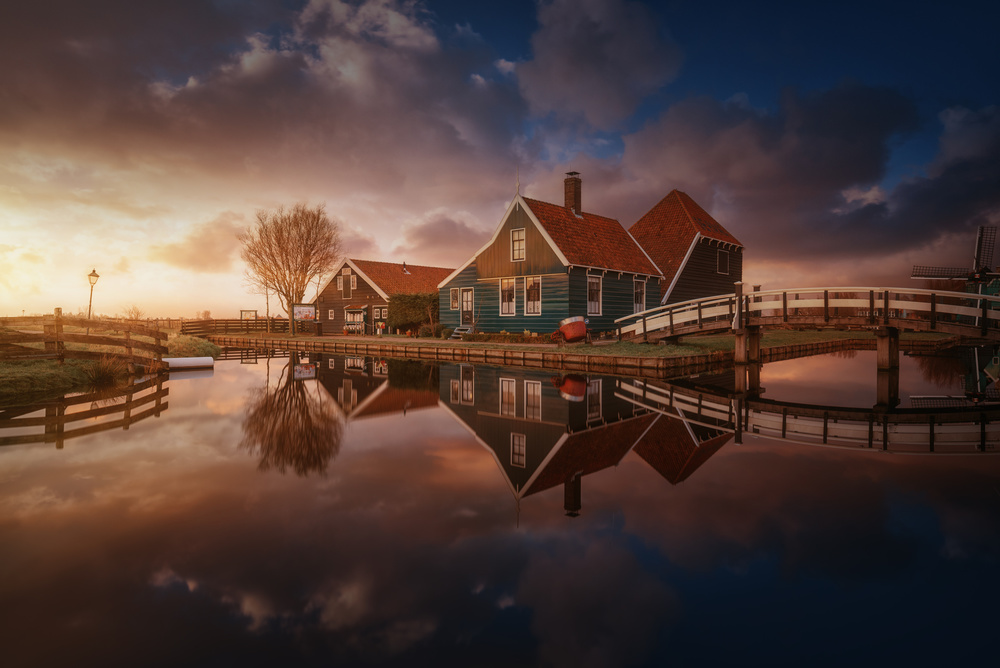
[551,374,586,401]
[558,316,587,343]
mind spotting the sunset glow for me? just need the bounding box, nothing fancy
[1,1,997,317]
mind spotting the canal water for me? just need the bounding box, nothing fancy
[1,349,998,667]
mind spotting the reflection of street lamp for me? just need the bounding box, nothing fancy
[87,269,99,334]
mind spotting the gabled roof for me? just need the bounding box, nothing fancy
[323,258,454,301]
[632,411,731,485]
[438,194,662,287]
[629,190,742,297]
[522,197,661,277]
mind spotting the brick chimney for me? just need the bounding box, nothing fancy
[564,171,581,214]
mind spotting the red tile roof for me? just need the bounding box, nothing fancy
[351,259,454,296]
[632,412,731,484]
[628,190,742,289]
[353,387,438,420]
[522,197,661,276]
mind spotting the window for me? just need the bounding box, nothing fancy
[450,288,459,310]
[718,250,729,274]
[511,433,526,468]
[587,379,602,421]
[500,378,516,416]
[328,358,336,370]
[525,381,541,421]
[461,365,474,403]
[634,280,645,314]
[350,275,357,289]
[525,276,541,315]
[336,276,343,290]
[587,276,602,315]
[342,267,351,275]
[500,278,516,316]
[328,310,336,319]
[511,228,525,262]
[450,380,460,404]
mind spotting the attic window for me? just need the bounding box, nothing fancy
[717,250,730,275]
[511,228,525,262]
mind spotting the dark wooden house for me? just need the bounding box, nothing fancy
[437,363,730,516]
[628,190,743,305]
[318,259,453,335]
[437,173,663,335]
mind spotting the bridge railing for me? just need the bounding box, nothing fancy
[616,286,1000,338]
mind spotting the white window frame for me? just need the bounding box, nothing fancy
[525,276,541,316]
[336,276,343,290]
[633,279,645,314]
[587,275,602,316]
[460,365,474,404]
[328,309,336,319]
[450,288,459,310]
[511,433,526,468]
[500,278,517,316]
[511,228,525,262]
[500,377,516,416]
[718,250,730,275]
[450,379,460,404]
[524,380,541,421]
[587,379,602,421]
[350,274,357,289]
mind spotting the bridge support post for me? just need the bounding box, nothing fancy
[734,326,761,364]
[876,327,899,371]
[876,368,900,409]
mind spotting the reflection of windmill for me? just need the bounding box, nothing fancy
[912,225,999,285]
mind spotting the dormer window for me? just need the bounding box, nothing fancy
[511,228,525,262]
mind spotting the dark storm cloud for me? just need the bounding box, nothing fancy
[517,0,682,129]
[616,83,999,271]
[391,211,490,267]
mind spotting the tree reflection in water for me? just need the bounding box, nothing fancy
[239,353,344,476]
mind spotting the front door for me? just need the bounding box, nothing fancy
[461,288,474,326]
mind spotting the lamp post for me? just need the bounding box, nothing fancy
[87,269,99,334]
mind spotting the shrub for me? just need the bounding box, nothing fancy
[418,324,434,338]
[84,355,129,387]
[441,328,454,340]
[433,323,446,338]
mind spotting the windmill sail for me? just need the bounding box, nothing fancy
[912,225,999,280]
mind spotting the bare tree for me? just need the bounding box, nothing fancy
[122,304,145,321]
[239,203,341,336]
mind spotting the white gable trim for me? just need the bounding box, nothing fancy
[661,233,701,305]
[625,228,664,278]
[437,194,570,288]
[317,259,392,302]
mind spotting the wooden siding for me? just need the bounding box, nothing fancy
[667,240,743,304]
[318,265,388,334]
[476,202,565,278]
[568,270,661,333]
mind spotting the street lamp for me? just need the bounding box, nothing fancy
[87,269,99,334]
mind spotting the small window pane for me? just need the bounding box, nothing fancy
[511,229,525,262]
[501,278,516,315]
[718,250,729,274]
[526,276,541,315]
[587,277,601,315]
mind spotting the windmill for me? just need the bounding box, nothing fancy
[912,225,999,285]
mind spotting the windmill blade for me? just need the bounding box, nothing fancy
[911,265,971,280]
[974,225,997,270]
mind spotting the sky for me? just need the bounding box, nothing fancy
[1,0,998,317]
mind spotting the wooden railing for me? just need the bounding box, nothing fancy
[181,318,318,337]
[0,376,168,448]
[0,309,168,369]
[616,287,1000,340]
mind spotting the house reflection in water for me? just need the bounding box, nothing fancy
[314,354,440,420]
[438,363,732,517]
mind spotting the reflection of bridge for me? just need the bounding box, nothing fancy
[0,376,168,449]
[615,376,1000,454]
[616,285,1000,343]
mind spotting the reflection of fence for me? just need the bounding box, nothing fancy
[0,376,168,449]
[0,309,168,369]
[181,319,318,336]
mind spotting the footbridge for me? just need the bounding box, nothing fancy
[614,377,1000,454]
[616,284,1000,344]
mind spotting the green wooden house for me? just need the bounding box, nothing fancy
[437,173,663,335]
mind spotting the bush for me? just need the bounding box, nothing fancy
[84,355,129,387]
[417,324,434,338]
[433,323,446,337]
[441,328,454,340]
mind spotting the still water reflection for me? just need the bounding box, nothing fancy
[1,350,998,667]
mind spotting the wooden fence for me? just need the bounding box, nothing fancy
[0,308,168,370]
[181,318,318,337]
[0,376,168,448]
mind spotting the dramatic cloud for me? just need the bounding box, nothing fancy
[391,210,491,267]
[518,0,682,129]
[148,212,245,273]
